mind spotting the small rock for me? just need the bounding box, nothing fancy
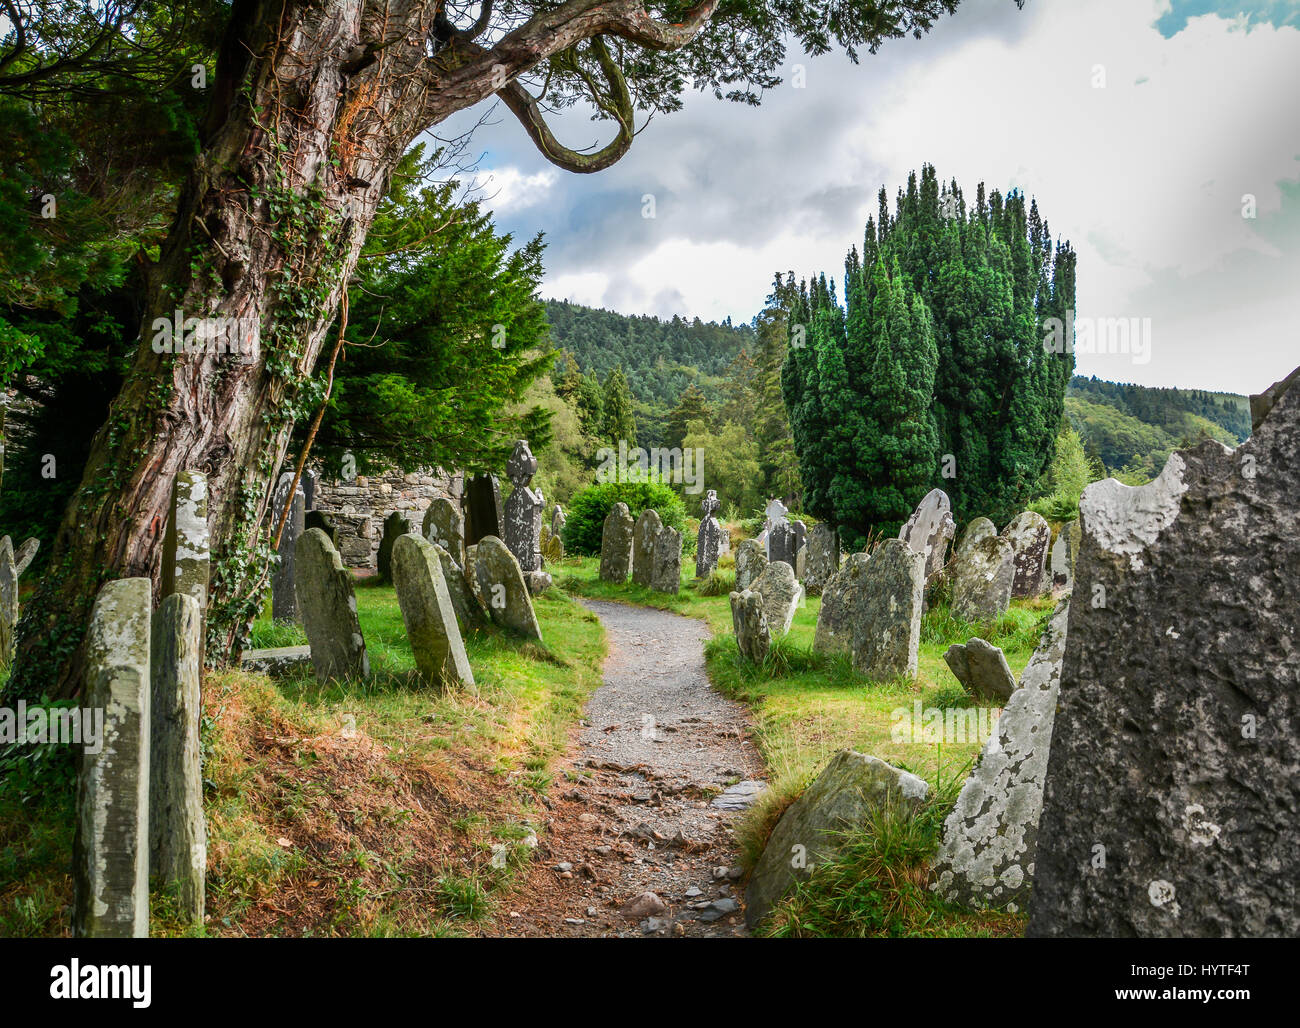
[726,867,744,881]
[643,916,668,934]
[621,891,668,918]
[564,917,584,925]
[684,887,703,898]
[554,862,573,872]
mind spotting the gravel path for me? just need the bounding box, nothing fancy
[498,599,768,937]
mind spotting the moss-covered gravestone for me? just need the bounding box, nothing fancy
[271,472,305,621]
[599,502,634,583]
[473,536,541,640]
[422,497,466,567]
[296,528,370,682]
[391,533,474,688]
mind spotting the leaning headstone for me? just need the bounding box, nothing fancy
[729,590,770,663]
[392,533,474,688]
[850,538,924,679]
[1049,527,1072,591]
[931,600,1070,912]
[631,508,663,588]
[768,521,799,570]
[813,552,870,656]
[650,526,682,594]
[162,470,210,612]
[474,536,542,640]
[949,535,1015,622]
[304,509,339,550]
[943,637,1017,702]
[1029,371,1300,938]
[14,536,39,576]
[695,490,725,578]
[956,516,997,555]
[550,504,566,539]
[503,440,544,573]
[295,528,370,682]
[149,592,205,924]
[0,536,16,666]
[899,488,956,578]
[803,524,840,596]
[1001,511,1051,598]
[74,577,152,938]
[734,538,768,592]
[430,542,485,632]
[463,473,503,546]
[376,511,409,582]
[271,473,305,621]
[745,750,928,929]
[599,502,635,583]
[751,560,803,636]
[422,497,466,567]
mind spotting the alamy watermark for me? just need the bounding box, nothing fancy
[150,309,260,364]
[596,439,705,495]
[0,701,103,754]
[890,700,1002,747]
[1042,309,1152,365]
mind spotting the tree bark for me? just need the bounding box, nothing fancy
[7,0,721,700]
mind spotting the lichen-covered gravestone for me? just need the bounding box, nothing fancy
[791,520,808,579]
[550,503,566,539]
[1049,526,1072,591]
[631,508,663,588]
[848,538,924,679]
[650,525,682,594]
[74,577,152,938]
[474,536,542,640]
[813,552,870,656]
[13,536,39,575]
[930,600,1069,912]
[948,535,1015,622]
[463,473,503,546]
[432,540,486,632]
[1001,511,1051,598]
[304,509,340,550]
[943,637,1017,702]
[1029,369,1300,938]
[745,750,928,929]
[422,497,466,567]
[162,470,210,614]
[751,560,803,636]
[295,528,370,682]
[734,538,768,592]
[503,439,544,573]
[729,589,770,663]
[150,592,206,924]
[899,487,956,578]
[392,533,474,688]
[376,511,410,582]
[768,521,799,570]
[803,524,839,595]
[695,490,725,578]
[761,497,789,559]
[599,502,635,583]
[956,516,997,555]
[0,536,16,667]
[271,472,305,621]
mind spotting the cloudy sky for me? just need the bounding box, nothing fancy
[432,0,1300,394]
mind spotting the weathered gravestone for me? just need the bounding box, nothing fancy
[503,439,544,573]
[74,578,152,938]
[271,472,305,621]
[745,750,928,929]
[550,504,566,538]
[803,524,839,595]
[956,516,997,555]
[304,509,339,550]
[14,536,39,575]
[422,497,466,567]
[463,473,503,546]
[849,538,924,679]
[599,502,635,583]
[301,468,318,510]
[768,521,799,571]
[150,592,205,924]
[376,511,410,582]
[695,490,725,578]
[650,525,682,594]
[792,520,808,579]
[631,508,663,588]
[761,497,788,559]
[162,470,210,613]
[0,536,16,666]
[392,533,474,688]
[474,536,542,640]
[948,535,1015,622]
[1001,511,1051,598]
[296,528,370,681]
[734,538,768,592]
[431,541,486,632]
[1049,525,1073,591]
[930,600,1070,912]
[729,589,770,663]
[1028,372,1300,938]
[899,488,956,578]
[813,552,870,656]
[751,560,803,636]
[944,637,1018,703]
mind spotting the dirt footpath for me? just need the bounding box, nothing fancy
[497,599,768,937]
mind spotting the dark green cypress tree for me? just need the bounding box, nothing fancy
[601,366,637,446]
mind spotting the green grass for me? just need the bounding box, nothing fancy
[558,554,1051,938]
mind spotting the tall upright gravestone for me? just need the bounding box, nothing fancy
[296,528,370,681]
[696,490,725,578]
[75,578,152,938]
[503,440,544,573]
[0,536,16,667]
[392,533,474,688]
[899,488,956,578]
[463,473,503,546]
[423,497,466,567]
[1029,368,1300,938]
[1001,511,1051,598]
[631,509,663,588]
[599,502,635,583]
[376,511,409,581]
[271,472,305,621]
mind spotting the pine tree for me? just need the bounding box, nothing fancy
[665,384,712,451]
[601,366,637,446]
